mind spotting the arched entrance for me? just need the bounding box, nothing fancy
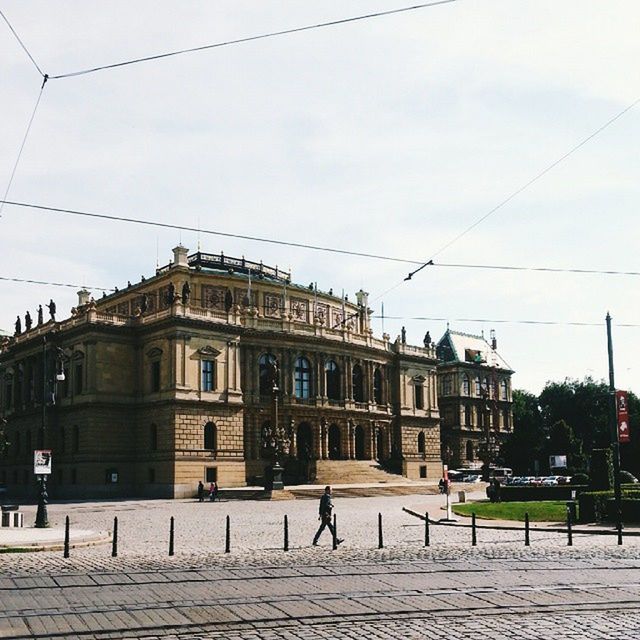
[355,425,366,460]
[328,424,341,459]
[466,440,474,462]
[376,428,384,460]
[296,422,313,461]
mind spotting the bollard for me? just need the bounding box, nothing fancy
[332,514,338,550]
[566,507,573,546]
[378,512,384,549]
[284,514,289,552]
[169,516,175,556]
[424,512,430,547]
[471,512,477,546]
[524,512,530,547]
[225,515,230,553]
[63,515,70,558]
[617,518,623,546]
[111,516,118,558]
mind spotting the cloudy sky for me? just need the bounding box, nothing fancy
[1,1,639,394]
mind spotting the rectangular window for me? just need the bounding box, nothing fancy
[148,468,156,483]
[74,364,83,395]
[71,468,77,485]
[415,384,424,410]
[4,382,12,410]
[202,360,215,391]
[419,465,427,479]
[206,467,217,483]
[151,361,161,392]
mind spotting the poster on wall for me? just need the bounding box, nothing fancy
[34,450,52,475]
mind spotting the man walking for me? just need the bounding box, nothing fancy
[313,485,343,546]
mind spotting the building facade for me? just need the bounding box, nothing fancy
[0,247,442,498]
[436,329,514,470]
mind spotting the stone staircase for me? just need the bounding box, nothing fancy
[312,460,413,486]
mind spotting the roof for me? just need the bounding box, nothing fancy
[436,329,513,372]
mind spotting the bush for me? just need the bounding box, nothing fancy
[590,448,613,491]
[579,488,640,522]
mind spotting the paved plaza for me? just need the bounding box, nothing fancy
[2,493,640,639]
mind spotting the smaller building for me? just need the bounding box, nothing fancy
[436,329,514,469]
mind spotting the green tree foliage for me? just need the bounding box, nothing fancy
[546,419,587,475]
[500,390,544,474]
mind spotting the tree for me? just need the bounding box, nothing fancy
[501,390,545,474]
[544,419,587,475]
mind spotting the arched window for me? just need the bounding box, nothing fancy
[204,421,217,451]
[418,431,425,454]
[72,425,79,453]
[352,364,364,402]
[474,376,481,396]
[258,353,277,396]
[503,409,511,430]
[466,440,474,461]
[150,423,158,451]
[500,379,508,401]
[373,368,383,404]
[443,375,453,395]
[462,375,470,396]
[484,377,490,398]
[464,405,472,426]
[325,360,340,401]
[294,356,311,399]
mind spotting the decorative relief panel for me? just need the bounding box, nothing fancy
[263,293,283,317]
[201,285,227,311]
[158,286,171,310]
[235,287,257,308]
[290,298,309,322]
[117,301,130,316]
[313,303,329,324]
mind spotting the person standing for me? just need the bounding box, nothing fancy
[209,482,215,502]
[312,486,343,546]
[197,480,204,502]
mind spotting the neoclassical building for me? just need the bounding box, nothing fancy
[0,247,442,498]
[436,329,514,469]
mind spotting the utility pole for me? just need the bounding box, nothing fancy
[606,313,623,534]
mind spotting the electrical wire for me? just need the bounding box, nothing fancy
[0,84,47,218]
[405,94,640,282]
[0,8,45,78]
[49,1,457,80]
[0,275,113,292]
[374,315,640,328]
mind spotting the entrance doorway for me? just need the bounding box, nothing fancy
[328,424,341,459]
[355,425,366,460]
[376,429,384,460]
[296,422,313,461]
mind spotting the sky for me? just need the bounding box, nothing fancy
[1,0,639,395]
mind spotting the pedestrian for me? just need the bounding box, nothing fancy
[197,480,204,502]
[209,482,215,502]
[438,478,445,494]
[312,485,343,546]
[212,481,219,502]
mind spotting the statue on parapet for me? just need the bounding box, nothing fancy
[25,311,32,332]
[401,326,406,344]
[14,316,21,336]
[181,281,191,305]
[47,299,56,322]
[166,282,176,305]
[423,331,431,347]
[37,304,43,325]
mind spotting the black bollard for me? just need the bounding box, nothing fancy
[332,514,338,550]
[169,516,175,556]
[471,512,477,546]
[524,512,530,547]
[617,518,623,546]
[424,512,430,547]
[566,507,573,546]
[63,515,70,558]
[378,512,383,549]
[112,516,118,558]
[225,515,230,553]
[284,514,289,552]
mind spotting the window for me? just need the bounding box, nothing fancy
[37,427,44,449]
[59,427,65,453]
[150,424,158,451]
[418,431,425,454]
[474,376,481,396]
[500,379,508,401]
[443,375,452,396]
[72,425,79,453]
[373,368,383,404]
[415,383,424,410]
[484,377,490,398]
[71,468,78,485]
[15,431,20,456]
[462,375,470,396]
[464,405,472,427]
[151,361,161,392]
[4,380,12,410]
[503,409,510,430]
[466,440,474,461]
[202,360,215,392]
[258,353,276,396]
[352,364,364,402]
[294,356,311,399]
[325,360,340,401]
[74,363,83,395]
[206,467,217,483]
[25,430,31,456]
[420,465,427,479]
[105,468,118,484]
[204,421,217,451]
[148,468,156,483]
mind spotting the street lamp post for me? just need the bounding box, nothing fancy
[35,335,49,528]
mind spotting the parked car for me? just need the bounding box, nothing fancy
[542,476,561,486]
[463,475,482,483]
[557,476,571,484]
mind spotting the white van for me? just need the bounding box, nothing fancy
[489,467,512,482]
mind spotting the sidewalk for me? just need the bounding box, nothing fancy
[0,526,110,552]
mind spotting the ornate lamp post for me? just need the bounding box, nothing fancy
[35,336,49,528]
[261,360,291,491]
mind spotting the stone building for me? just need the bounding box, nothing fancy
[436,329,514,469]
[0,247,441,498]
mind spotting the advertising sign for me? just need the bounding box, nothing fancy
[34,450,52,475]
[549,455,567,469]
[616,390,630,443]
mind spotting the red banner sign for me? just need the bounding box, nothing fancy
[616,390,630,443]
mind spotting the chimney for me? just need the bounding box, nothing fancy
[490,329,497,350]
[172,245,189,268]
[77,288,91,306]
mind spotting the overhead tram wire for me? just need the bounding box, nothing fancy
[403,94,640,283]
[48,0,457,80]
[373,315,640,329]
[4,199,640,280]
[0,9,46,78]
[0,275,113,292]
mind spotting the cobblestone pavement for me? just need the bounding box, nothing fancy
[3,495,640,639]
